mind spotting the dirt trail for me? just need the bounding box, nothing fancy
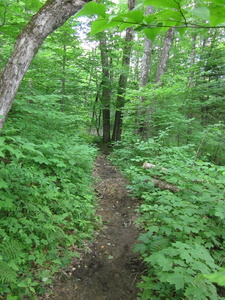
[44,154,144,300]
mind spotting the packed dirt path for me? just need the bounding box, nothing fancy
[43,153,144,300]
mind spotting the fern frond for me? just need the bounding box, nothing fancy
[0,260,17,283]
[0,240,22,261]
[150,236,169,252]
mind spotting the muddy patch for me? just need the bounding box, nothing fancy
[41,154,144,300]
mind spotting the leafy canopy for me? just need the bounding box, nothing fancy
[75,0,225,39]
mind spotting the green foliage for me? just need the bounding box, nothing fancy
[204,269,225,287]
[122,72,225,164]
[0,240,23,285]
[75,1,106,18]
[75,0,225,39]
[111,139,225,299]
[0,90,98,297]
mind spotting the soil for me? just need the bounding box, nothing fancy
[41,153,145,300]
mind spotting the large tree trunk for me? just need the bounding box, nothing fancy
[155,27,175,84]
[0,0,87,130]
[112,0,135,142]
[99,36,111,143]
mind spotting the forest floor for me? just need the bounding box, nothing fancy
[41,153,145,300]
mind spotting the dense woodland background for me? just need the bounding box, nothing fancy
[1,0,225,299]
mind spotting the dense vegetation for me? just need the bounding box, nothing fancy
[0,74,98,299]
[1,0,225,298]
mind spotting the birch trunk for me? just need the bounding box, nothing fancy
[0,0,86,130]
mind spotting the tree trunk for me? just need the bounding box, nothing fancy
[139,6,154,89]
[138,6,154,136]
[112,0,135,142]
[188,31,197,88]
[99,36,111,143]
[0,0,87,130]
[155,27,175,84]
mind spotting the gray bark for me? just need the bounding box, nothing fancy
[0,0,86,130]
[138,6,154,136]
[139,6,154,88]
[155,27,175,84]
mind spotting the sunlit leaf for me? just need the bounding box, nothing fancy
[210,0,225,4]
[155,9,183,22]
[143,13,156,25]
[75,2,106,18]
[125,10,144,23]
[0,137,5,145]
[204,269,225,286]
[90,18,121,36]
[144,0,180,9]
[119,22,135,31]
[209,6,225,26]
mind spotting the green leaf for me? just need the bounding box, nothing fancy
[75,2,106,18]
[6,295,18,300]
[204,269,225,286]
[165,267,185,289]
[144,0,180,9]
[176,27,187,35]
[133,243,147,254]
[210,0,225,4]
[209,6,225,26]
[90,18,121,36]
[190,7,210,20]
[21,142,36,152]
[24,0,42,10]
[143,27,161,41]
[0,179,8,189]
[119,22,135,31]
[0,137,5,145]
[125,10,144,23]
[138,230,155,243]
[155,9,183,23]
[143,13,156,25]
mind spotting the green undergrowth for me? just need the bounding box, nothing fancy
[110,138,225,300]
[0,96,98,299]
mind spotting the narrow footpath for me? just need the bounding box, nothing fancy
[43,154,144,300]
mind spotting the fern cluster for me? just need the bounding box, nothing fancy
[0,240,23,285]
